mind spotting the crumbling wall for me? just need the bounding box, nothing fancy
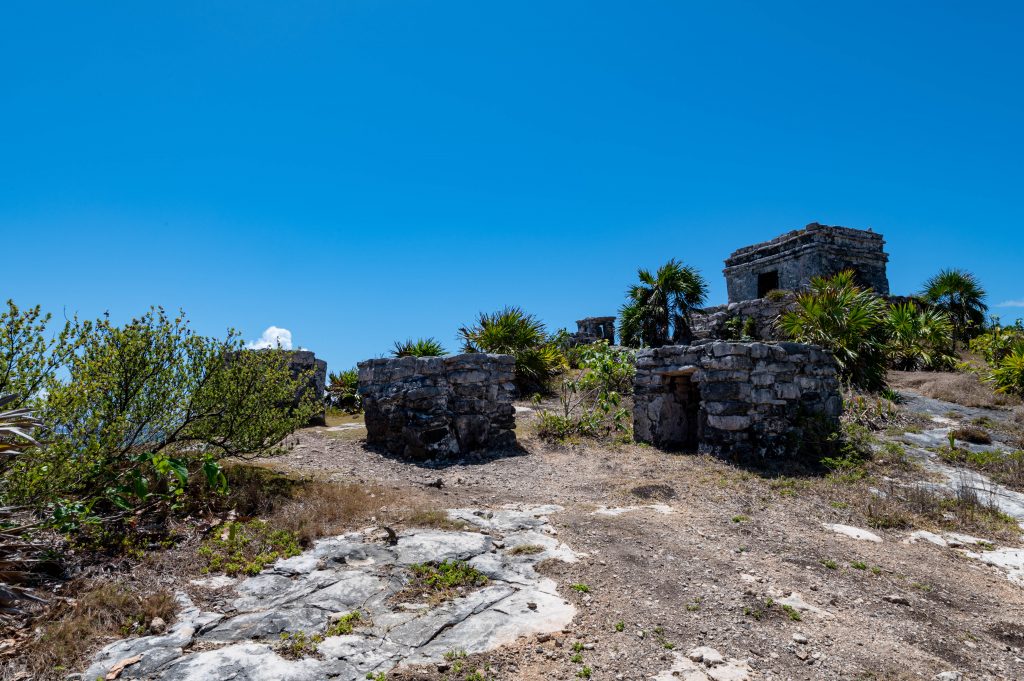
[690,293,797,342]
[633,341,841,459]
[724,223,889,303]
[358,353,516,460]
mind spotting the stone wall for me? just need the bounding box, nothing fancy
[358,353,516,460]
[690,293,797,342]
[724,223,889,303]
[633,341,841,459]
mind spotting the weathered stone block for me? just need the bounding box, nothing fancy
[359,353,516,460]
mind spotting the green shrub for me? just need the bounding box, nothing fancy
[405,560,488,602]
[4,307,318,531]
[327,368,361,412]
[458,307,566,393]
[991,347,1024,396]
[722,316,757,341]
[391,338,446,358]
[970,318,1024,365]
[198,520,302,576]
[536,341,633,441]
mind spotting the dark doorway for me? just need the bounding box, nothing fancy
[657,372,701,450]
[757,270,779,298]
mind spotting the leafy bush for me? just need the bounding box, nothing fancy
[3,306,319,529]
[970,318,1024,365]
[921,268,988,347]
[327,368,361,412]
[458,306,565,393]
[884,302,956,371]
[991,348,1024,396]
[722,316,757,341]
[405,560,488,602]
[392,337,446,358]
[537,341,634,440]
[619,259,708,348]
[779,271,889,391]
[969,319,1024,396]
[0,300,85,410]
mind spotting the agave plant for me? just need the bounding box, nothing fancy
[458,307,565,392]
[921,269,988,347]
[619,259,708,348]
[779,271,889,391]
[0,393,42,470]
[0,394,48,617]
[884,302,956,371]
[392,337,447,358]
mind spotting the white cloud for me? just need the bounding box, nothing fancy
[247,326,293,350]
[996,300,1024,308]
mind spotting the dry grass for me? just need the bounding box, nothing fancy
[403,509,473,532]
[888,370,1021,408]
[951,424,993,445]
[14,581,177,680]
[863,481,1019,542]
[268,480,392,545]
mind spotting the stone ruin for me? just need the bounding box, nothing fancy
[724,222,889,303]
[690,291,796,342]
[633,341,841,459]
[288,351,327,427]
[358,353,516,460]
[572,316,616,345]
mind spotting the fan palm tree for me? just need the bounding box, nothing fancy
[779,270,889,390]
[392,337,446,358]
[921,269,988,348]
[458,307,565,392]
[618,259,708,348]
[884,302,956,371]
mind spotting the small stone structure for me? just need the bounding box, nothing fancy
[358,353,516,460]
[288,350,328,426]
[573,316,616,345]
[633,341,841,459]
[724,223,889,303]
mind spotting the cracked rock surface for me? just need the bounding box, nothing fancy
[83,505,576,681]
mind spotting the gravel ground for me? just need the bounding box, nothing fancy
[261,396,1024,681]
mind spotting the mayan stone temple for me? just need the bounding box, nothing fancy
[723,222,889,303]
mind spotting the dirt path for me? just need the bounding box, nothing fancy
[256,396,1024,681]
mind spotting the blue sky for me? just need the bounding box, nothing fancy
[3,1,1022,371]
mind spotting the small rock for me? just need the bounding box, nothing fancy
[795,649,809,661]
[934,672,963,681]
[149,617,166,635]
[792,633,808,644]
[688,646,725,666]
[527,602,537,610]
[883,595,910,606]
